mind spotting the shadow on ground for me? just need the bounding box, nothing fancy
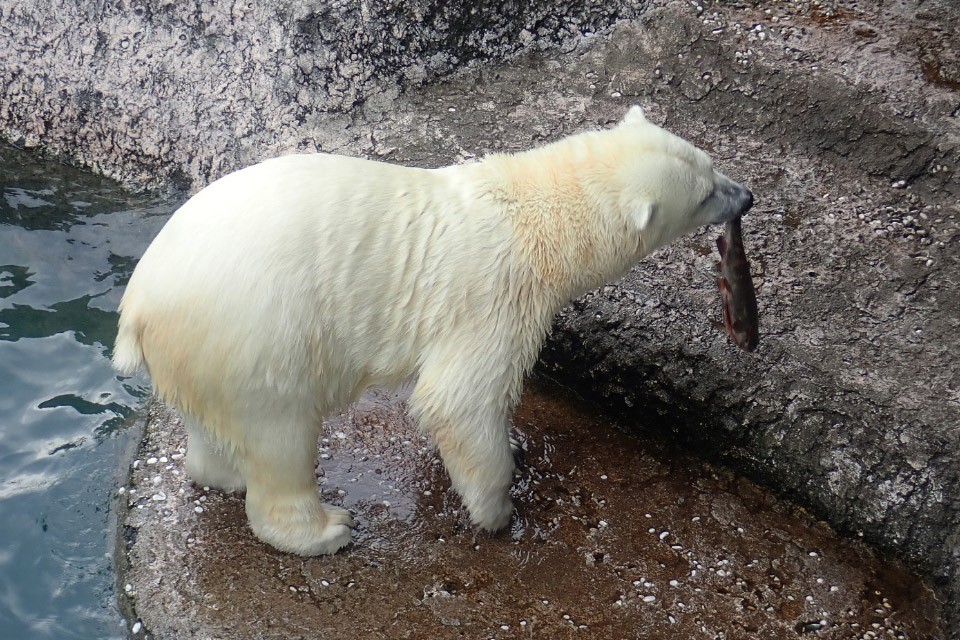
[117,380,942,639]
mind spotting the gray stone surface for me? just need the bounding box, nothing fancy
[0,0,647,190]
[2,0,959,635]
[538,5,960,633]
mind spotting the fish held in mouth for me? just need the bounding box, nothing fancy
[716,217,759,352]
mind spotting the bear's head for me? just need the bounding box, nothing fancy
[615,105,753,257]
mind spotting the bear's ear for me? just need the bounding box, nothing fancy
[630,201,655,232]
[623,105,647,125]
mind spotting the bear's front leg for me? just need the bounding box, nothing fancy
[411,368,517,532]
[237,417,354,555]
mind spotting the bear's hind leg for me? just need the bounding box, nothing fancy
[239,416,354,555]
[185,419,245,492]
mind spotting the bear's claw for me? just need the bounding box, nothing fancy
[510,435,525,467]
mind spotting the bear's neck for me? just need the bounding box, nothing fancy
[477,135,638,304]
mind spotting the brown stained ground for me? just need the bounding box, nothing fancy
[118,381,943,640]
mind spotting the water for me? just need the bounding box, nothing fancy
[0,146,174,639]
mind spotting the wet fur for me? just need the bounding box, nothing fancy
[114,106,749,555]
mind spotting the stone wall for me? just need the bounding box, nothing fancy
[0,0,645,190]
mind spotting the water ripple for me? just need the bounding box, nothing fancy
[0,144,174,639]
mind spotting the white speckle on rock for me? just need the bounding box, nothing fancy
[131,621,142,634]
[146,457,158,465]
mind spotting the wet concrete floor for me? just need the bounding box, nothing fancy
[117,380,943,639]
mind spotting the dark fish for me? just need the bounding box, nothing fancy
[716,217,759,351]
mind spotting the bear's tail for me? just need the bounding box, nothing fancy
[112,313,146,375]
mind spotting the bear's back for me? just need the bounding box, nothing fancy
[119,153,519,399]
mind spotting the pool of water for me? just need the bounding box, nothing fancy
[0,145,175,639]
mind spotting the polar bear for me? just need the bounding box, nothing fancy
[114,106,753,555]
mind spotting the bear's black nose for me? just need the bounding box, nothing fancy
[741,188,754,215]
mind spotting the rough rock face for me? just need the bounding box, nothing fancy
[0,0,645,190]
[537,4,960,632]
[2,0,959,633]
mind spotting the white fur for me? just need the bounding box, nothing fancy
[114,107,750,555]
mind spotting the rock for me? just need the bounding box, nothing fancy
[117,383,943,639]
[2,0,959,633]
[538,4,960,634]
[0,0,645,191]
